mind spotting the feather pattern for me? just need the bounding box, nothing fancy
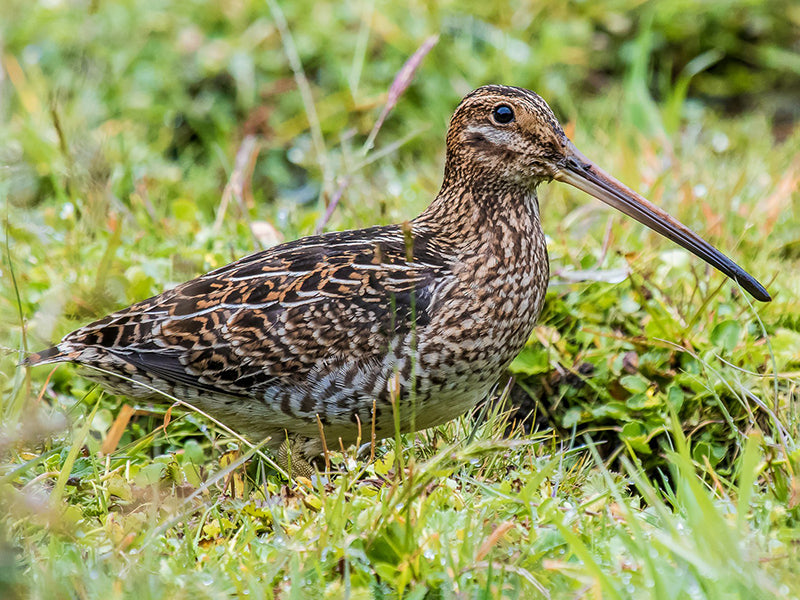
[25,85,569,454]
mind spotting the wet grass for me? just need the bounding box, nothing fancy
[1,0,799,597]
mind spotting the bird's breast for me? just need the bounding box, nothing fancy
[417,222,549,390]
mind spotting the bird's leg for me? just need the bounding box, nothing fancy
[276,434,323,478]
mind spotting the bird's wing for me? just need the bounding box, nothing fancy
[53,225,452,396]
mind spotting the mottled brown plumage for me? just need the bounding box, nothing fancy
[25,85,770,467]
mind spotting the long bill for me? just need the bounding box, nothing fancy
[554,141,771,302]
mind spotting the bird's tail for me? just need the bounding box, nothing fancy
[20,346,67,367]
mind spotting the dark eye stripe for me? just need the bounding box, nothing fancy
[492,105,514,124]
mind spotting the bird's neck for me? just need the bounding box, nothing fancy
[414,169,544,257]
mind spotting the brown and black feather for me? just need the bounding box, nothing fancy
[26,86,562,453]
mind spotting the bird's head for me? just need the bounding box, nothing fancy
[444,85,770,302]
[446,85,569,186]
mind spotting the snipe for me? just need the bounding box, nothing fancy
[25,85,770,472]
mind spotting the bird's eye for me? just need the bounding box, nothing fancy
[492,104,515,124]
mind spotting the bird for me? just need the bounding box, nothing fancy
[24,85,771,474]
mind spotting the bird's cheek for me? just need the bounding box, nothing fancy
[520,159,553,181]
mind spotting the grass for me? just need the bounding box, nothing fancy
[2,0,799,597]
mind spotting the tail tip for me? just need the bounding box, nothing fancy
[20,346,63,367]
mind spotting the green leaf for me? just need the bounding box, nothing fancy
[626,393,649,410]
[509,347,549,375]
[710,320,742,353]
[183,439,205,464]
[107,473,132,501]
[591,402,630,420]
[666,385,684,411]
[621,421,651,454]
[620,375,650,394]
[133,463,166,487]
[692,441,726,468]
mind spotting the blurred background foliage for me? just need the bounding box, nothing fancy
[2,0,798,219]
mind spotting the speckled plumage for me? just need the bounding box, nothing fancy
[25,85,769,464]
